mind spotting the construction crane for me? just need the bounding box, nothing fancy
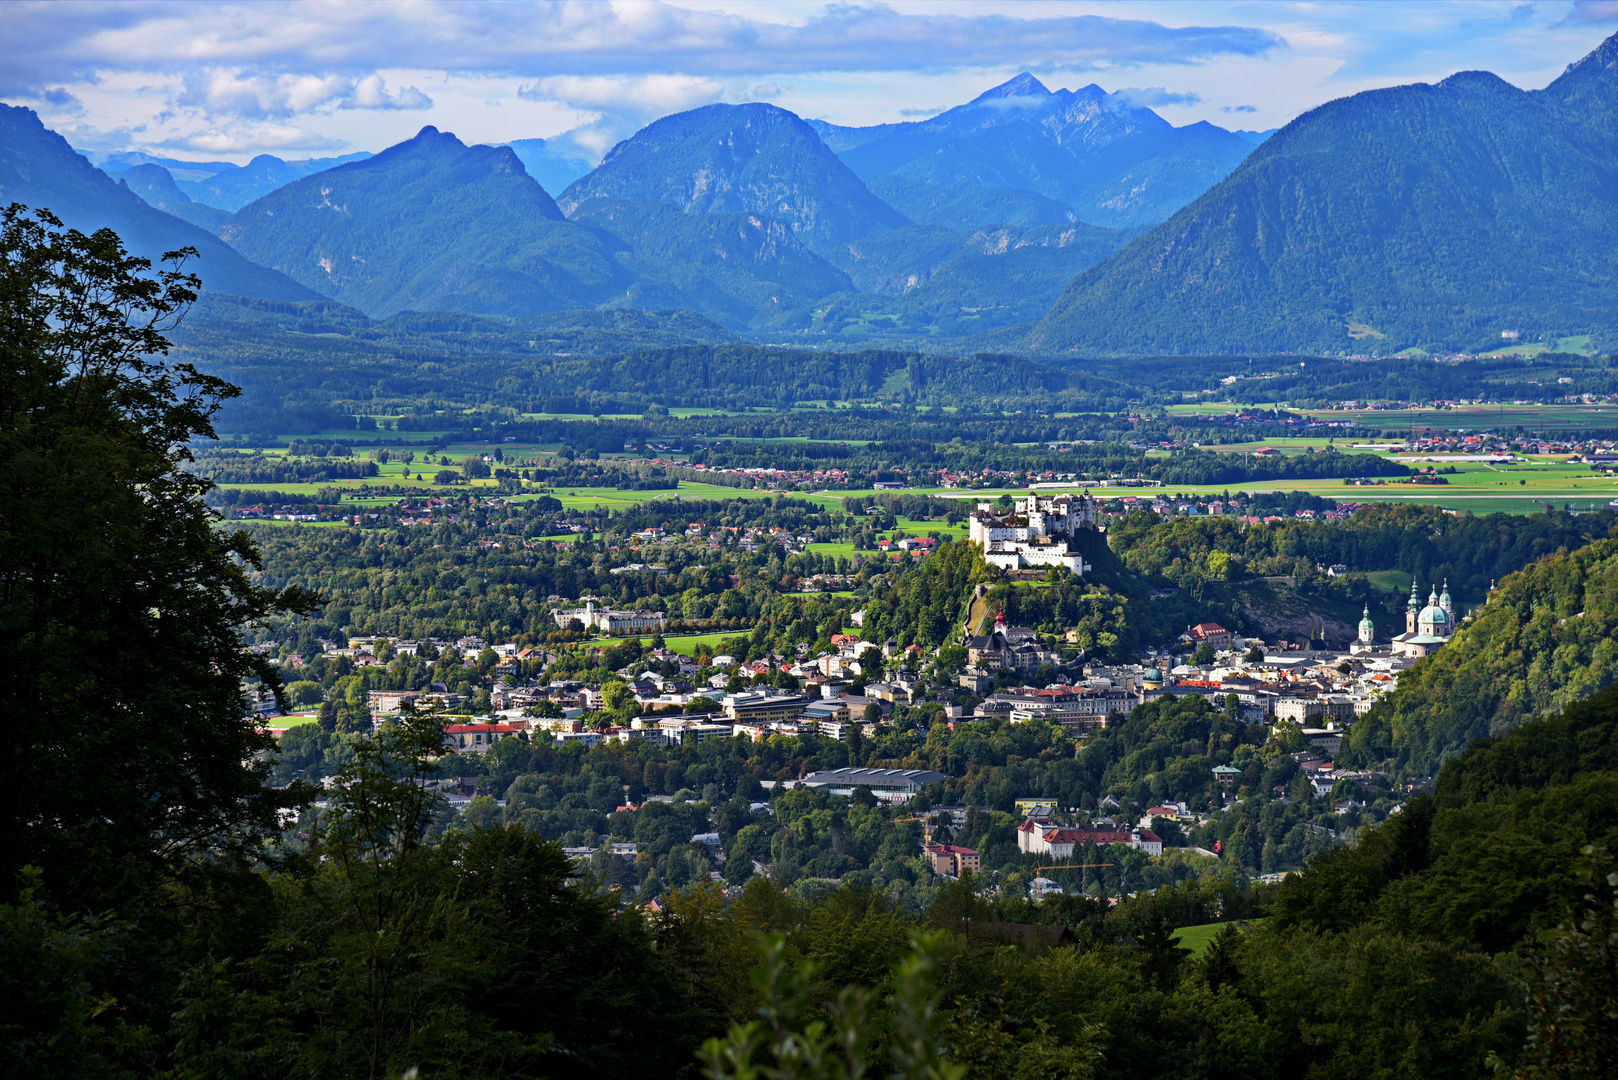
[1031,862,1113,899]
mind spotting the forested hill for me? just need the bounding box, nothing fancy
[170,297,1099,429]
[559,102,909,250]
[1028,32,1618,357]
[1344,531,1618,777]
[220,126,630,318]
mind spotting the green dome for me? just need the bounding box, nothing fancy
[1143,667,1163,681]
[1419,603,1449,625]
[1359,606,1375,631]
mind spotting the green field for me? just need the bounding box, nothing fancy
[1300,402,1618,431]
[1171,920,1257,959]
[1365,569,1414,594]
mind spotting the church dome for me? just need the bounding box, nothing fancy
[1359,606,1375,631]
[1418,603,1449,626]
[1142,667,1163,684]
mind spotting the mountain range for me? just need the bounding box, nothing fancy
[0,104,317,302]
[220,127,630,317]
[8,34,1617,356]
[1029,32,1618,356]
[91,149,372,211]
[810,74,1269,230]
[559,103,910,251]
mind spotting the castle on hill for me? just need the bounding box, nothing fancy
[968,493,1097,573]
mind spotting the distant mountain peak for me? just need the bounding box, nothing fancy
[969,72,1052,104]
[1563,29,1618,75]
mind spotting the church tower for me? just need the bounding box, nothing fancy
[1440,580,1454,619]
[1406,580,1420,635]
[1359,605,1376,646]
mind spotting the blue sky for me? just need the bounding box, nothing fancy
[5,0,1616,163]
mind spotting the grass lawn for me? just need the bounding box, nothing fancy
[1365,569,1414,594]
[607,629,756,655]
[1172,920,1259,959]
[267,713,320,732]
[806,541,862,562]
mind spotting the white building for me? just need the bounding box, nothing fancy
[968,493,1096,573]
[552,599,667,634]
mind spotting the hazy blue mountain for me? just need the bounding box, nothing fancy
[498,138,595,197]
[0,104,319,301]
[866,175,1079,228]
[766,221,1133,340]
[568,197,852,328]
[178,152,372,211]
[87,150,241,182]
[109,163,231,232]
[812,73,1260,228]
[558,103,909,250]
[221,126,630,317]
[1028,32,1618,357]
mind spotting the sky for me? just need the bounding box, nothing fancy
[4,0,1617,165]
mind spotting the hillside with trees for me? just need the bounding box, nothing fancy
[1345,531,1618,776]
[1029,33,1618,356]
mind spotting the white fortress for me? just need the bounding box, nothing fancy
[968,493,1096,573]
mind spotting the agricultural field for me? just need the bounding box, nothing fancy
[1299,402,1618,431]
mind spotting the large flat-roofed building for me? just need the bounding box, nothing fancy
[552,599,666,634]
[798,767,946,797]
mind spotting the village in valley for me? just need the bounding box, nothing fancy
[251,473,1490,902]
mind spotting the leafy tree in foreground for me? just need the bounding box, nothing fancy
[0,203,311,910]
[1492,845,1618,1080]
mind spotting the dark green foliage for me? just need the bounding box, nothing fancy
[1031,34,1618,356]
[1492,846,1618,1080]
[0,206,310,910]
[223,126,630,317]
[0,105,317,301]
[1345,535,1618,776]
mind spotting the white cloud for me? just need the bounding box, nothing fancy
[1570,1,1618,23]
[344,74,433,110]
[1115,86,1202,107]
[159,122,345,154]
[175,70,431,119]
[520,74,724,117]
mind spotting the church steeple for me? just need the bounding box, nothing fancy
[1406,580,1420,635]
[1440,580,1453,617]
[1358,605,1376,645]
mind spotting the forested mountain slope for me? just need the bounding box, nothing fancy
[221,126,630,317]
[1344,530,1618,776]
[1029,32,1618,356]
[559,103,909,251]
[0,104,319,301]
